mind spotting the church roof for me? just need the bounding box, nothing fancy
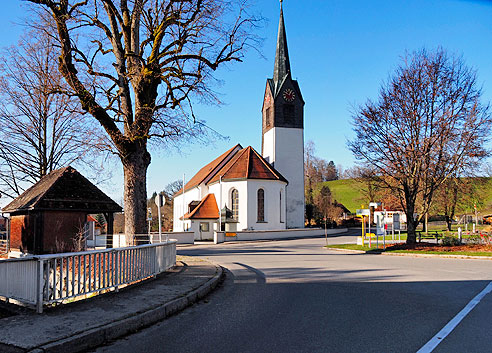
[2,166,122,214]
[208,146,287,184]
[267,3,304,103]
[182,193,219,220]
[273,3,291,92]
[176,144,242,195]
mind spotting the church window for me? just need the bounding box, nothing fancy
[266,107,272,128]
[257,189,265,222]
[283,104,295,124]
[231,189,239,220]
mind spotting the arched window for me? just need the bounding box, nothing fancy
[231,189,239,220]
[257,189,265,222]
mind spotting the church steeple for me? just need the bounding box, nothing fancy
[273,1,291,91]
[261,0,305,229]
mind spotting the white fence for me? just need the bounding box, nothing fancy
[0,241,176,313]
[214,228,349,243]
[87,232,195,249]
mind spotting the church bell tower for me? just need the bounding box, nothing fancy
[261,1,305,229]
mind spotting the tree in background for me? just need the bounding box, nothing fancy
[349,48,492,243]
[344,166,402,212]
[432,176,489,231]
[313,185,342,226]
[304,140,338,224]
[27,0,261,235]
[305,141,338,184]
[147,179,184,232]
[0,27,105,199]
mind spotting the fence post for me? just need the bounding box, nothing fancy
[36,259,44,314]
[114,250,119,292]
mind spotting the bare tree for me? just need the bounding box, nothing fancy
[0,27,104,199]
[304,141,337,184]
[349,48,492,243]
[26,0,261,235]
[163,179,184,200]
[432,175,488,231]
[313,185,342,226]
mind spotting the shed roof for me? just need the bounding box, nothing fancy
[2,166,122,214]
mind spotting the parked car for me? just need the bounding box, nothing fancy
[483,215,492,225]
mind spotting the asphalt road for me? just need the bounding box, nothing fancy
[94,231,492,353]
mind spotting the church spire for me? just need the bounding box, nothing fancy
[273,0,291,90]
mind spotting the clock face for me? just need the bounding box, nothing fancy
[282,88,296,102]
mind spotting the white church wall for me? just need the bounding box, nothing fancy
[209,180,248,230]
[265,127,305,229]
[173,187,201,231]
[245,180,286,231]
[208,182,222,208]
[263,128,275,165]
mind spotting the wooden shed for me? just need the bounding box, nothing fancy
[1,166,122,255]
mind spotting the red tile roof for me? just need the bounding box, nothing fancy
[208,146,287,184]
[174,144,242,196]
[183,194,219,220]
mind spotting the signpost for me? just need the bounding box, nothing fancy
[368,202,379,238]
[147,207,152,236]
[155,193,165,238]
[356,209,370,216]
[356,209,370,246]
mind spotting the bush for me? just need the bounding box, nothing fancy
[467,234,482,245]
[442,236,461,246]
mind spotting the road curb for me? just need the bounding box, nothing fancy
[24,260,224,353]
[326,247,492,260]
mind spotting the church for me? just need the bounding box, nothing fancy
[173,4,305,240]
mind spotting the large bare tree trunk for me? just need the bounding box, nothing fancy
[406,198,418,244]
[122,142,151,241]
[445,215,452,231]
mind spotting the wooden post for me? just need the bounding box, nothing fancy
[105,213,114,248]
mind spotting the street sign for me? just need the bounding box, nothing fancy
[356,209,370,216]
[155,193,166,208]
[393,213,401,231]
[154,193,165,237]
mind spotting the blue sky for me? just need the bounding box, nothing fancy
[2,0,492,204]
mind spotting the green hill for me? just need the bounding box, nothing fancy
[322,177,492,215]
[323,179,366,213]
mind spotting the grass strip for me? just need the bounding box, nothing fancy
[326,244,492,257]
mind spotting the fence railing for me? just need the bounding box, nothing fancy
[0,241,176,313]
[111,233,175,247]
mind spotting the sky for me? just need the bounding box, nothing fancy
[1,0,492,205]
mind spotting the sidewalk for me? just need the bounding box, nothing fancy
[0,256,222,353]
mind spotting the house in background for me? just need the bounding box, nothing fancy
[85,215,104,240]
[1,166,122,255]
